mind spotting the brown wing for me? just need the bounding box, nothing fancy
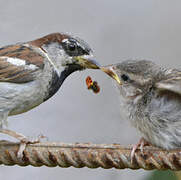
[0,44,45,83]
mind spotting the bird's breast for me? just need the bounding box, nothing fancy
[44,70,62,101]
[44,64,82,101]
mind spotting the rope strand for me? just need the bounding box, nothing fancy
[0,141,180,170]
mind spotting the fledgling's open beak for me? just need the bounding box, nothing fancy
[101,65,122,85]
[74,55,100,69]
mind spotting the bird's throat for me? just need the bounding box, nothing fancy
[44,64,83,101]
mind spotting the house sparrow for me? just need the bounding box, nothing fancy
[0,33,99,144]
[101,60,181,162]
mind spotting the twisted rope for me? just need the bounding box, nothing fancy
[0,141,181,170]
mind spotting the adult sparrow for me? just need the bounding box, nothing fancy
[101,60,181,162]
[0,32,99,144]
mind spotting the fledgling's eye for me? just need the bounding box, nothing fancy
[121,74,129,81]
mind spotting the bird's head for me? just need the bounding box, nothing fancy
[30,33,99,74]
[101,60,163,103]
[60,36,99,70]
[30,33,100,99]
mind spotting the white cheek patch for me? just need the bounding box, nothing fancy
[2,57,38,71]
[59,49,72,65]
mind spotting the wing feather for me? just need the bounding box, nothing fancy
[0,44,45,83]
[155,69,181,95]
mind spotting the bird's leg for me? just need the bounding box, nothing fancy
[0,128,29,142]
[0,128,46,158]
[0,128,38,159]
[131,137,152,163]
[0,111,47,159]
[0,111,47,158]
[0,128,44,143]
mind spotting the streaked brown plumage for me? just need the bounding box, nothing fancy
[0,33,69,83]
[0,46,43,83]
[29,33,69,48]
[0,32,99,156]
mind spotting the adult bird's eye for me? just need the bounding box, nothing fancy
[68,42,76,51]
[62,38,88,56]
[121,74,129,81]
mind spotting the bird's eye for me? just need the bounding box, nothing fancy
[62,38,89,56]
[121,74,129,81]
[62,38,80,56]
[68,42,76,51]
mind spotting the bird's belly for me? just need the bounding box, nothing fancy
[132,95,181,150]
[0,81,46,116]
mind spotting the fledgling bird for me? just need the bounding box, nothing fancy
[0,32,99,142]
[101,60,181,161]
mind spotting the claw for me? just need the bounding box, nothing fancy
[131,144,138,163]
[131,137,151,163]
[17,142,26,159]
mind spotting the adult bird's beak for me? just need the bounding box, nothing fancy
[101,65,122,85]
[74,55,100,69]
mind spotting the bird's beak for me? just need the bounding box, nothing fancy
[74,55,100,69]
[101,65,122,85]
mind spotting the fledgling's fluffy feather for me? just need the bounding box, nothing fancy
[102,60,181,150]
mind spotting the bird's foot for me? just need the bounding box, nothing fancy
[17,134,47,159]
[0,129,47,159]
[131,137,151,163]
